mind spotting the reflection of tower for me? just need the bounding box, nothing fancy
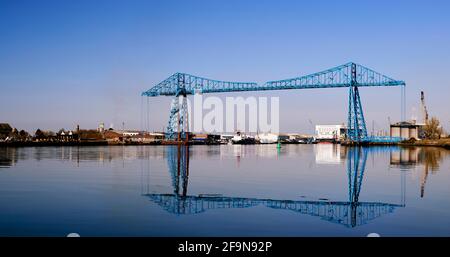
[347,147,368,227]
[167,145,190,197]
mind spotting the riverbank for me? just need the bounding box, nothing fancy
[0,141,162,147]
[0,141,110,147]
[2,138,450,149]
[399,138,450,150]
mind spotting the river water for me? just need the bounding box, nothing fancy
[0,144,449,236]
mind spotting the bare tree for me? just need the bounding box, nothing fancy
[423,117,443,139]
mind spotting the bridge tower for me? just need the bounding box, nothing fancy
[166,74,189,142]
[347,63,369,142]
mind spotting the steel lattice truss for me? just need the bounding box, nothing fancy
[141,62,406,143]
[264,62,405,90]
[142,73,258,97]
[142,62,405,97]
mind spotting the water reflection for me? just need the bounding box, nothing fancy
[315,144,345,164]
[144,145,405,228]
[0,148,18,168]
[1,145,447,204]
[390,147,447,198]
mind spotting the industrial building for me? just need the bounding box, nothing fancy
[315,125,347,141]
[390,91,429,140]
[389,121,426,140]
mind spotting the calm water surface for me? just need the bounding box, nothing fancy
[0,144,449,236]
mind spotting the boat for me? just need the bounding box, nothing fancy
[257,133,278,144]
[231,131,256,144]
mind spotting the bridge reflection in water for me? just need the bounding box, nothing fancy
[144,145,405,228]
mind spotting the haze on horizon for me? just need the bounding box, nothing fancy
[1,0,449,134]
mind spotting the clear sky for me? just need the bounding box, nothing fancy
[1,0,449,134]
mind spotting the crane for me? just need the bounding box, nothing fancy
[420,91,429,124]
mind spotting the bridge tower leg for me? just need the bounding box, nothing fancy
[347,63,368,143]
[166,74,189,142]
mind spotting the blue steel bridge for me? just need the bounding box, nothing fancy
[142,62,406,143]
[144,146,405,228]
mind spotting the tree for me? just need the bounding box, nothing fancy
[7,128,19,140]
[35,129,45,138]
[423,117,443,139]
[10,128,19,136]
[19,130,29,140]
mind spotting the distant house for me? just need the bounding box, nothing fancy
[113,130,141,137]
[130,132,165,143]
[147,132,165,143]
[191,133,220,144]
[33,130,57,142]
[56,131,78,142]
[0,123,13,140]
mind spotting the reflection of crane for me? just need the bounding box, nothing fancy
[420,166,429,198]
[145,145,404,228]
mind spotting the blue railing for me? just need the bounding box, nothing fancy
[363,136,403,143]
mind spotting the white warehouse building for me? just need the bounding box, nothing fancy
[315,125,347,140]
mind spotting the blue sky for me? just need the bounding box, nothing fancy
[1,0,449,133]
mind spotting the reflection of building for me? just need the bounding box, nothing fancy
[314,144,343,164]
[390,147,419,168]
[390,147,445,198]
[315,125,346,141]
